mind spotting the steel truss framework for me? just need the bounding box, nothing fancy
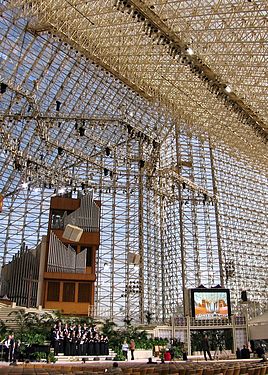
[0,3,267,323]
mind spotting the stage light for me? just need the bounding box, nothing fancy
[79,127,85,136]
[56,100,61,111]
[139,160,145,168]
[186,47,194,55]
[57,146,64,156]
[225,85,232,93]
[0,83,7,94]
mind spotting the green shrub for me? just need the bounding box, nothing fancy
[47,352,57,363]
[113,352,126,361]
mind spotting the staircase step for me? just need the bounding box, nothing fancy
[56,355,116,362]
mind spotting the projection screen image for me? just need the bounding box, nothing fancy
[193,290,230,319]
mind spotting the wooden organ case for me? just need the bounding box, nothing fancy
[42,192,100,315]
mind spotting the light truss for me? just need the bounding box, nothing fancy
[0,4,267,324]
[6,0,267,172]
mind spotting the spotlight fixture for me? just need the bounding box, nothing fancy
[186,47,194,55]
[105,147,111,156]
[0,83,7,94]
[225,85,232,93]
[21,182,29,189]
[139,160,145,168]
[56,100,61,111]
[79,127,85,136]
[127,124,133,134]
[57,146,64,156]
[152,140,158,149]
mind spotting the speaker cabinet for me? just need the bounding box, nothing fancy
[128,252,140,265]
[62,224,83,242]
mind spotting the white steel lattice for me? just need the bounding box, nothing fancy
[0,3,267,323]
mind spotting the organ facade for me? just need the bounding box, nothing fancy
[1,192,100,315]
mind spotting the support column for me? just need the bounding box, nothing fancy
[110,153,117,320]
[232,315,237,354]
[138,141,145,323]
[36,235,47,307]
[187,315,191,355]
[209,145,224,287]
[175,121,187,315]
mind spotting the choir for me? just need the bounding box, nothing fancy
[51,322,109,357]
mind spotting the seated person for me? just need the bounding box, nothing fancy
[164,350,171,361]
[147,357,157,364]
[240,345,250,359]
[106,362,123,374]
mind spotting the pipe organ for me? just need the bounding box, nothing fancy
[43,192,100,315]
[1,192,100,315]
[0,243,40,307]
[47,232,87,274]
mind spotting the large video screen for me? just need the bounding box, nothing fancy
[191,288,231,319]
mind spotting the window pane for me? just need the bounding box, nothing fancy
[47,281,60,301]
[78,282,91,303]
[63,282,75,302]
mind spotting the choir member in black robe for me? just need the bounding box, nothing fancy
[70,332,77,356]
[100,335,105,355]
[93,333,100,356]
[87,334,94,356]
[104,335,109,355]
[64,332,72,356]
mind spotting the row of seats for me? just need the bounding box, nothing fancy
[0,361,266,375]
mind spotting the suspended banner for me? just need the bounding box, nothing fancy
[0,194,3,213]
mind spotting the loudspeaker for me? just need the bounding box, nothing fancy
[241,290,248,302]
[62,224,83,242]
[133,254,140,265]
[128,252,140,265]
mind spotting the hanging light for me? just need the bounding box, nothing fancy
[186,47,194,55]
[0,83,7,94]
[105,147,111,156]
[56,100,61,111]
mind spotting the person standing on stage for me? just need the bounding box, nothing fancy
[64,332,72,356]
[122,339,129,360]
[130,339,135,360]
[52,328,61,356]
[94,333,100,356]
[202,334,212,361]
[104,335,109,355]
[87,333,94,356]
[4,334,14,362]
[70,331,77,356]
[100,334,105,355]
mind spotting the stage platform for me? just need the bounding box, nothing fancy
[0,356,261,366]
